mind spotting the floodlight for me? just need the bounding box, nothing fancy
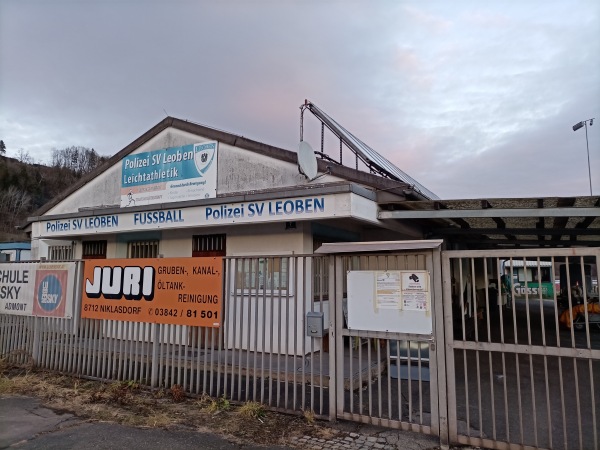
[572,118,595,195]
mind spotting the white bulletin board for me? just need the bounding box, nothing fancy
[347,270,432,335]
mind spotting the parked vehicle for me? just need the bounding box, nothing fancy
[500,259,555,301]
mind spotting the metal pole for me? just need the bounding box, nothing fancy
[585,121,592,196]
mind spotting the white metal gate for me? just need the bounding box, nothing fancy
[323,242,448,442]
[442,248,600,450]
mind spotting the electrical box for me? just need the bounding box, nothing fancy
[306,311,325,337]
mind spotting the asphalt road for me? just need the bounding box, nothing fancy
[0,396,291,450]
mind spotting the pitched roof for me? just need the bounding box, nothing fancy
[29,117,419,220]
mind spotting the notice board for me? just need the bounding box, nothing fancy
[347,270,432,335]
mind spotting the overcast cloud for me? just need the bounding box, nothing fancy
[1,0,598,199]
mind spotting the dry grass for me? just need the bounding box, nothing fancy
[169,384,186,403]
[0,363,323,447]
[205,395,231,413]
[303,408,316,424]
[237,401,265,420]
[145,412,172,428]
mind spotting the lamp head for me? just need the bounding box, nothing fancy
[573,121,584,131]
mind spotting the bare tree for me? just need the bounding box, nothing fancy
[0,186,31,231]
[51,146,105,174]
[16,148,33,164]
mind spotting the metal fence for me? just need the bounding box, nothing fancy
[0,256,331,419]
[4,248,598,449]
[442,248,600,450]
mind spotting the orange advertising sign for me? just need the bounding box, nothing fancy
[81,257,223,327]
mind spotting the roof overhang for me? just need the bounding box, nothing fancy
[315,239,443,254]
[377,196,600,249]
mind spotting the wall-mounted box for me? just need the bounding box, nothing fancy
[306,311,325,337]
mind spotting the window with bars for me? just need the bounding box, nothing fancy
[82,240,107,259]
[193,234,226,257]
[313,238,332,299]
[128,240,159,258]
[48,244,74,261]
[235,257,289,291]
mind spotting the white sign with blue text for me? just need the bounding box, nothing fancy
[38,193,378,238]
[0,262,76,318]
[120,141,218,207]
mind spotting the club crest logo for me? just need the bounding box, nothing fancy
[194,142,216,177]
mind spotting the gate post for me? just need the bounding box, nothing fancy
[151,322,159,387]
[327,255,337,421]
[441,251,458,446]
[433,247,450,448]
[32,316,41,366]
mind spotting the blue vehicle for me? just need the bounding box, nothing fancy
[0,242,31,262]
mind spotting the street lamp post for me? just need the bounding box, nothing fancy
[572,118,594,196]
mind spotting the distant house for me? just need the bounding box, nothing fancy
[0,242,31,262]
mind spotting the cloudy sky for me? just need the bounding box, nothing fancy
[1,0,598,199]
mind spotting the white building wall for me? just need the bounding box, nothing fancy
[44,127,344,216]
[159,229,192,257]
[46,164,121,215]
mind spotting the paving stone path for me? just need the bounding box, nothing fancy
[291,433,395,450]
[289,429,449,450]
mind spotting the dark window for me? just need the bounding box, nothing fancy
[193,234,226,257]
[82,240,107,259]
[48,244,74,261]
[128,240,159,258]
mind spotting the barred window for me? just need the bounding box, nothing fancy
[82,240,107,259]
[128,240,159,258]
[235,257,289,291]
[193,234,226,257]
[48,244,74,261]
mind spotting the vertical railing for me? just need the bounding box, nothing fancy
[443,248,600,450]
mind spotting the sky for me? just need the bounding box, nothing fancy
[0,0,598,200]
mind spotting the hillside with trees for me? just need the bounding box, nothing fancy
[0,146,108,240]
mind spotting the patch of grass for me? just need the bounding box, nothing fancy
[196,392,212,407]
[105,381,137,406]
[169,384,185,403]
[0,375,15,394]
[206,395,230,413]
[0,369,327,448]
[303,408,315,424]
[123,380,140,390]
[237,401,265,420]
[146,412,172,428]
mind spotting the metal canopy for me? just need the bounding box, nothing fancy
[301,101,439,200]
[315,239,443,254]
[378,196,600,249]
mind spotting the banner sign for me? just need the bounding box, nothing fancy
[81,257,223,327]
[121,141,218,207]
[0,262,76,318]
[38,193,380,238]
